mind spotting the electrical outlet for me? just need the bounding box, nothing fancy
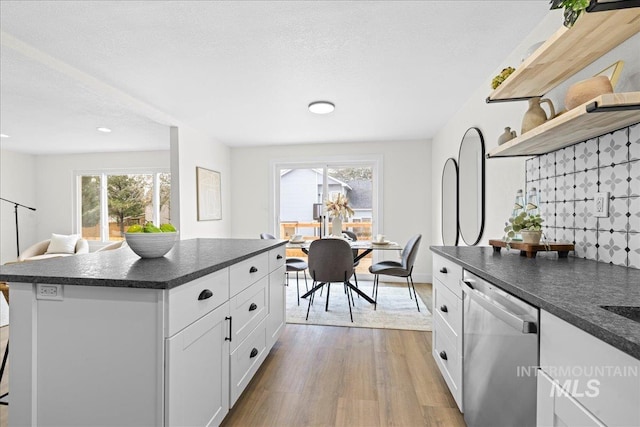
[594,192,609,218]
[37,284,63,301]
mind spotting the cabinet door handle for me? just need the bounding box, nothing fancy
[440,305,448,313]
[198,289,213,300]
[250,266,258,273]
[276,254,283,260]
[225,316,232,342]
[250,348,258,358]
[249,302,258,311]
[439,267,447,274]
[439,351,448,361]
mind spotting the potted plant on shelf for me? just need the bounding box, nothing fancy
[550,0,589,28]
[325,193,354,236]
[503,212,547,247]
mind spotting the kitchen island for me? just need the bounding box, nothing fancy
[0,238,287,427]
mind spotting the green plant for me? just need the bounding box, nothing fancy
[550,0,589,28]
[503,212,546,248]
[491,66,516,89]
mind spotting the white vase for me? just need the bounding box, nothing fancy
[331,216,343,236]
[521,230,542,244]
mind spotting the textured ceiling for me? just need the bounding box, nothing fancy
[0,1,551,154]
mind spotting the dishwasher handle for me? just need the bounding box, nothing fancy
[462,280,537,334]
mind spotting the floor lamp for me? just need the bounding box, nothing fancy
[0,197,37,258]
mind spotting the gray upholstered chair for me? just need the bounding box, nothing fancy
[368,234,422,311]
[306,238,356,322]
[95,240,128,252]
[260,233,308,305]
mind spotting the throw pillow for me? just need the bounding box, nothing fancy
[46,233,80,254]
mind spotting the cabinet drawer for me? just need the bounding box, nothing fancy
[268,245,286,272]
[433,314,462,409]
[230,252,269,297]
[230,319,267,406]
[433,278,462,335]
[166,269,229,337]
[432,254,463,298]
[230,276,268,352]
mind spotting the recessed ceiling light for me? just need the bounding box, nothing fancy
[97,127,112,133]
[0,134,10,138]
[308,101,335,114]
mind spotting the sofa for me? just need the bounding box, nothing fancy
[17,234,89,262]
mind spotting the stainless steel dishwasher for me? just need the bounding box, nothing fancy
[462,270,539,427]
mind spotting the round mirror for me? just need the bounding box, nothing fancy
[458,127,485,246]
[442,158,458,245]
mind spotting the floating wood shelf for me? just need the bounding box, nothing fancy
[489,239,575,259]
[487,8,640,102]
[487,92,640,158]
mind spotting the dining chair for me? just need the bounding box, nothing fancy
[306,238,356,322]
[260,233,308,305]
[342,230,361,290]
[368,234,422,311]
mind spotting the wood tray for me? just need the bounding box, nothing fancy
[489,239,575,259]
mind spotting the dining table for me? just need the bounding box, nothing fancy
[286,237,403,304]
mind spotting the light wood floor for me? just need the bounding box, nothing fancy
[0,283,465,427]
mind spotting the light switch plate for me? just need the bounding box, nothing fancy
[594,192,609,218]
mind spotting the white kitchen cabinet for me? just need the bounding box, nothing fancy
[267,264,286,348]
[431,252,464,411]
[166,302,230,427]
[538,310,640,427]
[537,369,605,427]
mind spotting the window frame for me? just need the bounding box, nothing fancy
[73,168,170,244]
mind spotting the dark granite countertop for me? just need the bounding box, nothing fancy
[0,238,286,290]
[430,246,640,360]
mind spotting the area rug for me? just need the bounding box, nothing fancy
[286,280,432,331]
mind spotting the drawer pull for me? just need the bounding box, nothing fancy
[249,302,258,311]
[250,348,258,358]
[250,266,258,273]
[439,351,448,361]
[225,316,232,342]
[439,267,448,274]
[198,289,213,300]
[440,305,448,313]
[276,254,283,260]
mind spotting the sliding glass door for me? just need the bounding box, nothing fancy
[274,158,380,275]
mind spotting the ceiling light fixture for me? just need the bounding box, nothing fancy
[97,127,112,133]
[0,134,10,138]
[308,101,335,115]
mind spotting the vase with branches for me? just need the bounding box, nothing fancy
[325,193,354,236]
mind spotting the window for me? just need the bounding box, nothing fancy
[76,170,171,242]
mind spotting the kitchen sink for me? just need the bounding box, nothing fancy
[600,305,640,323]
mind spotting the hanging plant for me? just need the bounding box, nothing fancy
[550,0,590,28]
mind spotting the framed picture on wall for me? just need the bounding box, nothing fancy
[196,167,222,221]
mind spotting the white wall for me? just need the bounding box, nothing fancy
[431,10,640,248]
[230,139,432,282]
[174,125,231,239]
[0,150,38,264]
[34,150,170,250]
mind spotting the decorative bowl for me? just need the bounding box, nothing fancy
[124,232,178,258]
[564,75,613,111]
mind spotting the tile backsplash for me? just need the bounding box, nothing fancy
[525,122,640,269]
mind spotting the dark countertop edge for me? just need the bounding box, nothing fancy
[429,246,640,360]
[0,240,287,290]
